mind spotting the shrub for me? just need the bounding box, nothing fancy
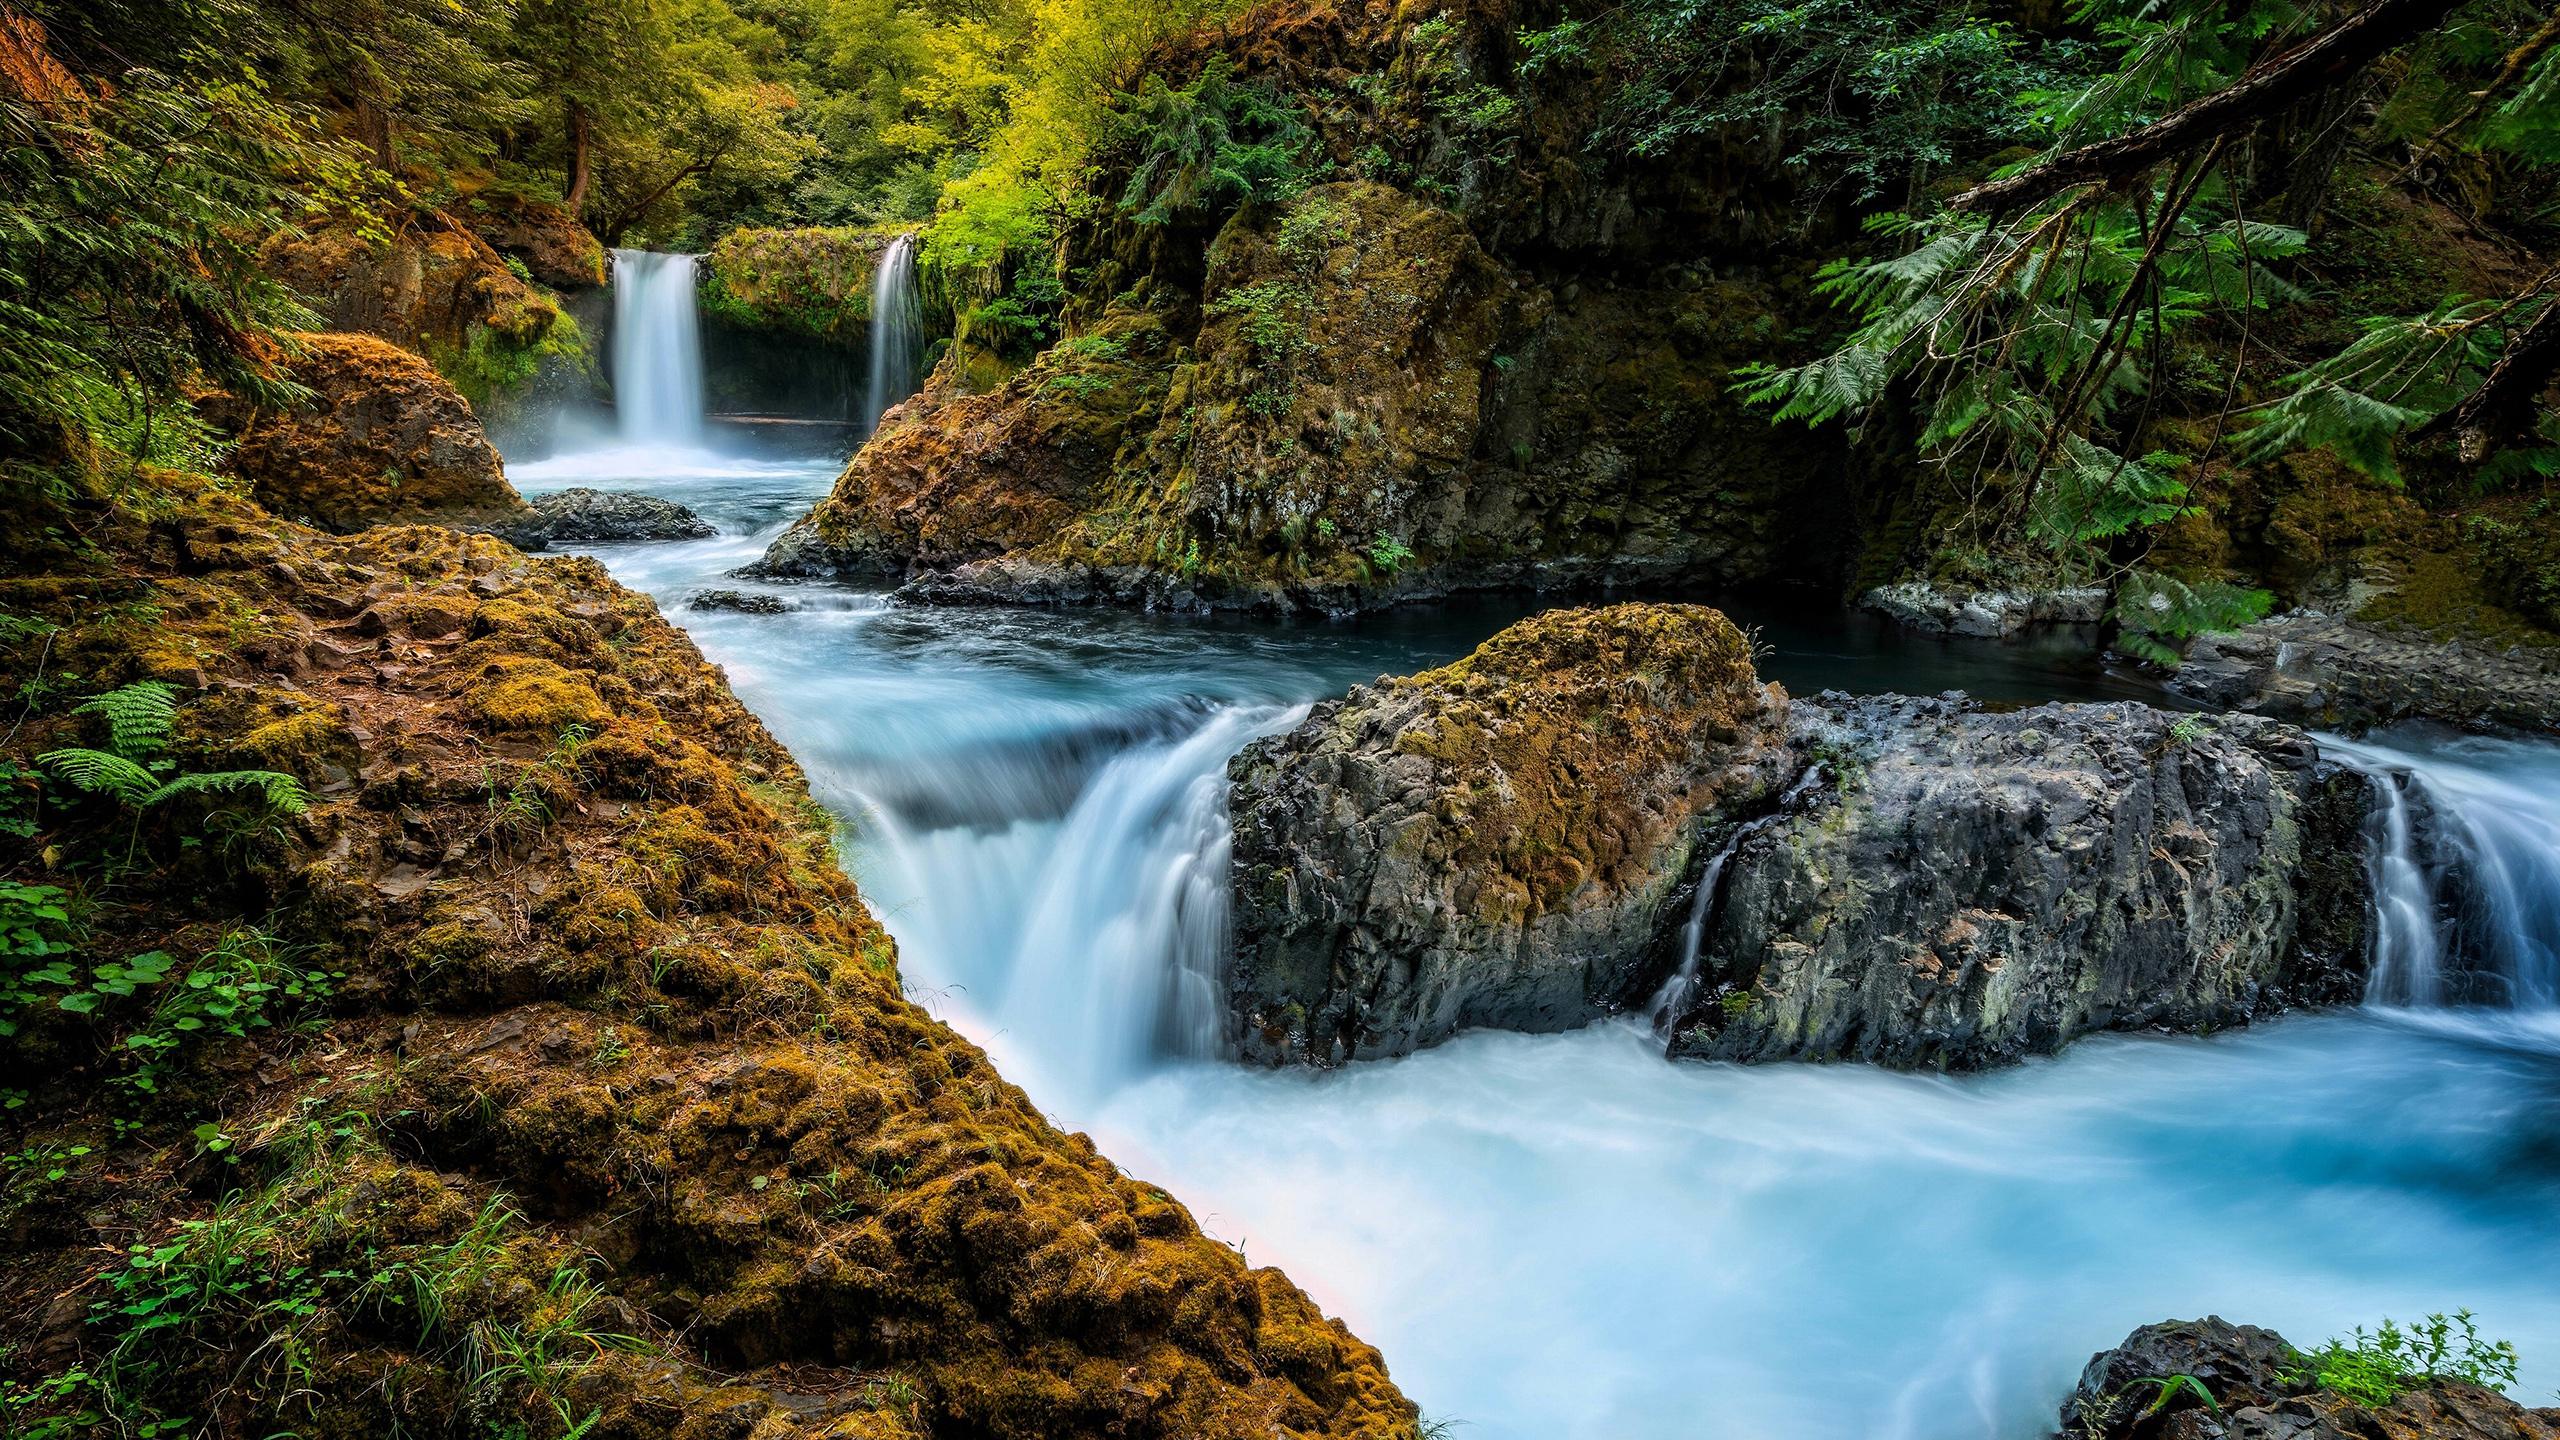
[2284,1312,2521,1407]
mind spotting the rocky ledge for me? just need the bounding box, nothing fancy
[1227,604,1793,1064]
[0,468,1413,1438]
[1229,603,2373,1069]
[2061,1318,2559,1439]
[2170,612,2560,736]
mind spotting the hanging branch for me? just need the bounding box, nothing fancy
[1946,0,2464,215]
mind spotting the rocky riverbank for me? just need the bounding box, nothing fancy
[0,462,1413,1439]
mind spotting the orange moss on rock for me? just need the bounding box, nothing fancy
[209,331,532,533]
[1229,602,1796,1063]
[0,474,1415,1439]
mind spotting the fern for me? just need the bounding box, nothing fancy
[69,681,179,759]
[146,770,309,816]
[2114,570,2272,667]
[2236,303,2506,483]
[36,747,159,805]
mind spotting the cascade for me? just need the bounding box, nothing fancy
[1646,769,1823,1029]
[2325,731,2560,1009]
[610,248,706,446]
[865,233,922,435]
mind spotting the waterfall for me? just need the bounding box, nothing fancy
[864,233,922,435]
[848,699,1303,1105]
[2325,731,2560,1009]
[611,248,706,446]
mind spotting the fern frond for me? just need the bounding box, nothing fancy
[70,681,180,760]
[38,747,160,805]
[144,769,311,817]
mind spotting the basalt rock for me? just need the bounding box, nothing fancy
[1863,579,2109,639]
[1664,696,2371,1068]
[688,587,791,614]
[2168,612,2560,735]
[457,189,608,291]
[208,331,535,535]
[483,487,716,549]
[2060,1317,2560,1439]
[1228,603,1793,1063]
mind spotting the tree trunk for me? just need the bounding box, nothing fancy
[1948,0,2463,215]
[564,98,592,216]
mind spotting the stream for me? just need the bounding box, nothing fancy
[501,441,2560,1438]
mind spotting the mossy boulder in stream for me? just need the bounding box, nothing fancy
[1227,603,1795,1063]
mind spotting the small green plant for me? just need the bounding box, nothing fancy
[588,1026,630,1071]
[1365,532,1416,574]
[36,683,308,866]
[2283,1312,2520,1408]
[117,928,339,1094]
[2166,715,2211,748]
[2120,1373,2218,1418]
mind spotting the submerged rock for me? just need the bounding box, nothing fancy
[483,487,716,549]
[2060,1317,2560,1439]
[687,587,789,614]
[1666,696,2370,1068]
[208,331,534,534]
[1228,603,1794,1064]
[2170,611,2560,735]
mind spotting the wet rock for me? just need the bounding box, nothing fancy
[1665,695,2370,1068]
[687,588,789,615]
[1863,579,2109,638]
[483,487,716,549]
[206,331,533,534]
[2060,1317,2560,1439]
[2169,612,2560,735]
[1228,603,1793,1064]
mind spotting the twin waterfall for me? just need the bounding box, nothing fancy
[865,233,922,436]
[610,248,706,445]
[608,237,923,444]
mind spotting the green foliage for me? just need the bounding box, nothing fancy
[36,684,309,848]
[1519,0,2079,204]
[2236,302,2513,484]
[1115,58,1312,225]
[0,16,316,453]
[0,881,81,1038]
[1365,532,1416,574]
[118,929,341,1094]
[2283,1312,2521,1408]
[2113,570,2272,667]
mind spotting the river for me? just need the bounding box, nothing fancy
[505,442,2560,1438]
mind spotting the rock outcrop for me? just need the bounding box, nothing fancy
[485,487,717,549]
[1228,604,1793,1063]
[210,331,535,534]
[1863,579,2108,639]
[0,464,1413,1439]
[1228,605,2374,1069]
[2060,1318,2560,1439]
[1663,696,2371,1068]
[458,188,609,290]
[760,36,1847,615]
[2169,612,2560,735]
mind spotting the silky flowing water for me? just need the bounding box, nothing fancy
[506,442,2560,1437]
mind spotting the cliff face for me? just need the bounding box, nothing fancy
[761,0,1848,611]
[0,469,1413,1439]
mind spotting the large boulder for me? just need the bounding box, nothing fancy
[1663,696,2372,1068]
[1227,603,1794,1063]
[212,332,534,534]
[457,189,608,291]
[2059,1317,2560,1439]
